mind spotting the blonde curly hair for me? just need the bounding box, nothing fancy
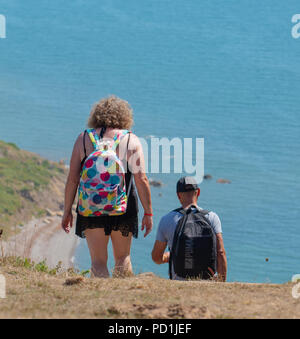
[88,95,134,130]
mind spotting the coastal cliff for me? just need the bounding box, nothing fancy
[0,140,78,268]
[0,140,67,239]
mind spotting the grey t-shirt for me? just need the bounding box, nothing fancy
[155,206,222,280]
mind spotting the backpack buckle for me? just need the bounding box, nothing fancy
[99,140,111,150]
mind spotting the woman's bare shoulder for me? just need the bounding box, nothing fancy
[75,131,85,144]
[128,131,140,142]
[73,131,87,153]
[117,131,140,154]
[125,132,142,150]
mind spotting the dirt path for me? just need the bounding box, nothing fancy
[3,215,79,269]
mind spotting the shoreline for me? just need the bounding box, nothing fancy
[2,213,79,270]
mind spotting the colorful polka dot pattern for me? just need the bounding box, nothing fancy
[78,129,130,217]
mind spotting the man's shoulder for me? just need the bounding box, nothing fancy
[158,207,222,233]
[160,207,220,221]
[202,209,222,234]
[161,209,182,220]
[159,209,183,227]
[206,210,219,220]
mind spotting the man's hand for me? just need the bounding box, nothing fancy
[152,240,168,264]
[162,252,170,263]
[141,215,153,237]
[216,274,226,282]
[62,211,73,234]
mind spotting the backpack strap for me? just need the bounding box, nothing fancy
[83,130,87,158]
[174,205,209,215]
[125,132,134,196]
[111,130,130,151]
[173,207,186,214]
[169,249,173,280]
[186,204,199,214]
[87,128,102,150]
[81,130,88,168]
[195,208,210,215]
[99,127,106,139]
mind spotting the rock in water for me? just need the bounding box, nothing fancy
[149,179,163,187]
[203,174,212,180]
[216,178,231,184]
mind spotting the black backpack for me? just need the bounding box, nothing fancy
[169,205,217,280]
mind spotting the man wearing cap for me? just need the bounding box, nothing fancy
[152,177,227,281]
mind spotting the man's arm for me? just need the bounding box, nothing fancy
[216,233,227,282]
[151,240,169,265]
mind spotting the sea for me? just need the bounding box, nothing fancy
[0,0,299,283]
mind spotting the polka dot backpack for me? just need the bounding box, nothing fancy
[78,128,132,217]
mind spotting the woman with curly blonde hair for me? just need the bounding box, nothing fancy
[62,96,153,277]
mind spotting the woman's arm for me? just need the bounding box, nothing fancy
[134,172,153,237]
[127,134,153,237]
[62,134,82,233]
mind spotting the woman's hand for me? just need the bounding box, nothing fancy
[141,215,153,238]
[62,211,73,234]
[61,134,82,234]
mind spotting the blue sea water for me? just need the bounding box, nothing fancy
[0,0,299,283]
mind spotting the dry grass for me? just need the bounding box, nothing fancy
[0,257,299,319]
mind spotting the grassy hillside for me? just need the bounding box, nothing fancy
[0,141,299,320]
[0,140,67,239]
[0,257,299,319]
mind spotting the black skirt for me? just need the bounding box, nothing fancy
[75,172,139,239]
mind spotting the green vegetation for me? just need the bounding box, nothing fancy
[0,140,66,236]
[4,256,89,277]
[36,208,47,218]
[5,257,63,276]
